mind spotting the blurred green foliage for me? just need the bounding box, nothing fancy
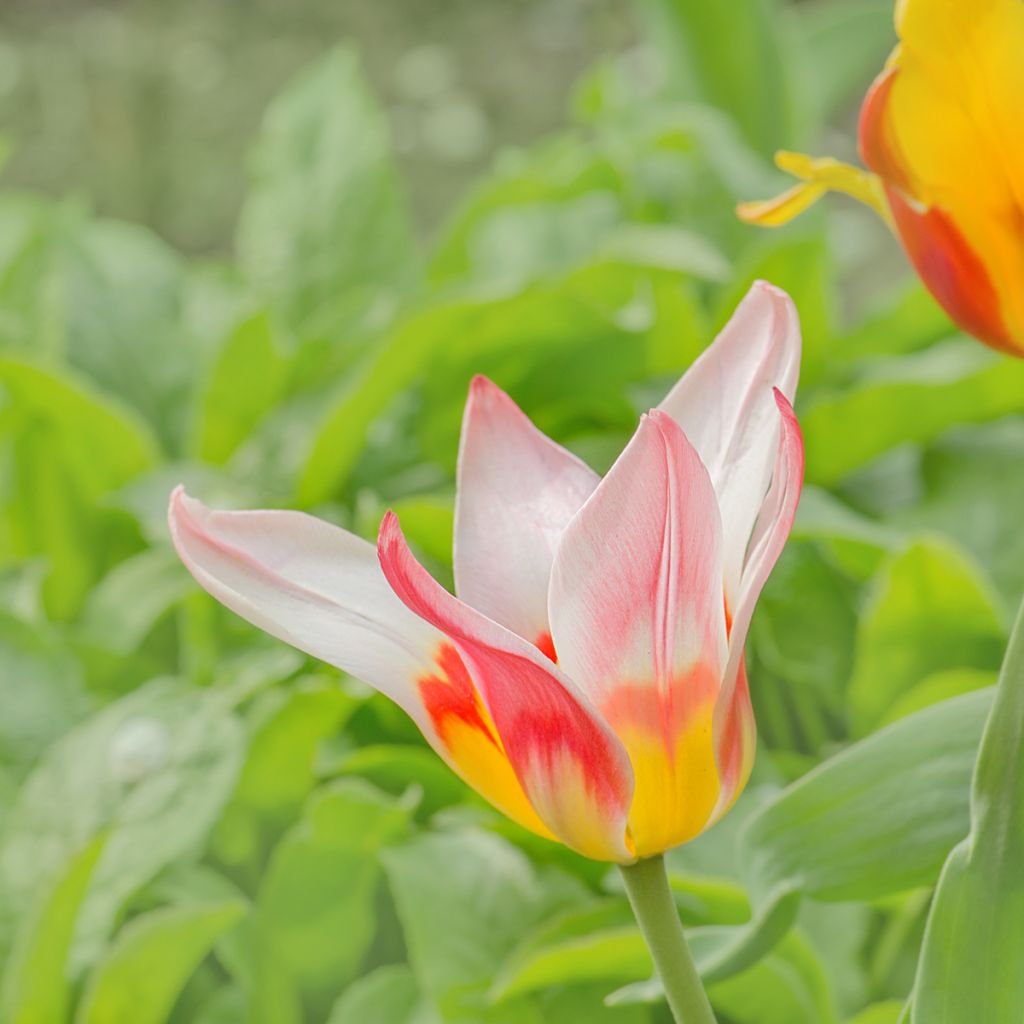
[1,1,1023,1022]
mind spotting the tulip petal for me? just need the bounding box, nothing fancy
[378,511,635,862]
[549,411,728,856]
[859,0,1024,348]
[454,376,599,651]
[713,390,803,812]
[658,281,800,602]
[168,487,550,839]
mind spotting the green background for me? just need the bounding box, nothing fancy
[1,1,1022,1022]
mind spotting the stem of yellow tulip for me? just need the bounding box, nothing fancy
[619,855,718,1024]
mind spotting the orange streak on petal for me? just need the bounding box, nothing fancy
[886,185,1015,354]
[712,657,756,824]
[417,643,555,840]
[534,630,558,664]
[859,64,916,195]
[418,642,498,749]
[602,664,722,857]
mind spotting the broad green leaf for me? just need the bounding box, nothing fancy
[197,312,287,464]
[608,931,836,1024]
[491,902,648,1002]
[329,744,469,820]
[638,0,795,155]
[57,219,199,452]
[382,828,587,1016]
[0,679,244,970]
[896,419,1024,605]
[0,356,158,618]
[236,47,418,338]
[741,689,992,911]
[299,261,701,505]
[791,486,899,581]
[802,343,1024,485]
[257,779,413,999]
[0,836,104,1024]
[229,679,355,828]
[879,668,997,726]
[0,611,93,781]
[327,965,424,1024]
[848,538,1005,734]
[76,546,193,657]
[910,599,1024,1021]
[75,901,245,1024]
[705,932,837,1024]
[847,1003,905,1024]
[752,540,859,704]
[788,0,894,131]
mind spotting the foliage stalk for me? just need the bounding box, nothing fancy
[619,855,718,1024]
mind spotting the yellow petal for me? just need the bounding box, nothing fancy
[865,0,1024,347]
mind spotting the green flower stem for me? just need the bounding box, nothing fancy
[619,855,718,1024]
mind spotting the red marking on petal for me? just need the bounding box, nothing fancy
[534,631,558,663]
[418,642,499,750]
[886,186,1015,353]
[716,655,757,798]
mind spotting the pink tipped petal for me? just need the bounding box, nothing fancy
[548,412,728,856]
[658,282,801,600]
[168,487,442,729]
[169,487,558,839]
[379,510,635,862]
[454,376,599,647]
[712,390,804,810]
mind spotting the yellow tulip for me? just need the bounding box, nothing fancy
[739,0,1024,356]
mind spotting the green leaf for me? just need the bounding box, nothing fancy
[705,931,837,1024]
[236,47,418,337]
[329,744,470,820]
[327,965,423,1024]
[75,901,245,1024]
[608,930,836,1024]
[741,689,993,910]
[382,828,587,1016]
[76,547,193,657]
[896,419,1024,606]
[0,836,104,1024]
[491,902,648,1002]
[846,1003,905,1024]
[0,356,159,618]
[0,680,244,970]
[909,598,1024,1021]
[638,0,795,155]
[848,538,1006,734]
[257,779,413,999]
[56,219,199,452]
[802,343,1024,485]
[196,312,288,464]
[788,0,894,131]
[230,679,355,828]
[0,611,93,781]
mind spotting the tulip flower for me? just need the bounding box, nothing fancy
[738,0,1024,356]
[171,281,802,1024]
[169,281,802,867]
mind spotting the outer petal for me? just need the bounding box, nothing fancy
[713,391,803,814]
[454,376,599,651]
[658,281,800,603]
[379,511,634,862]
[168,487,550,840]
[859,0,1024,350]
[548,411,728,857]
